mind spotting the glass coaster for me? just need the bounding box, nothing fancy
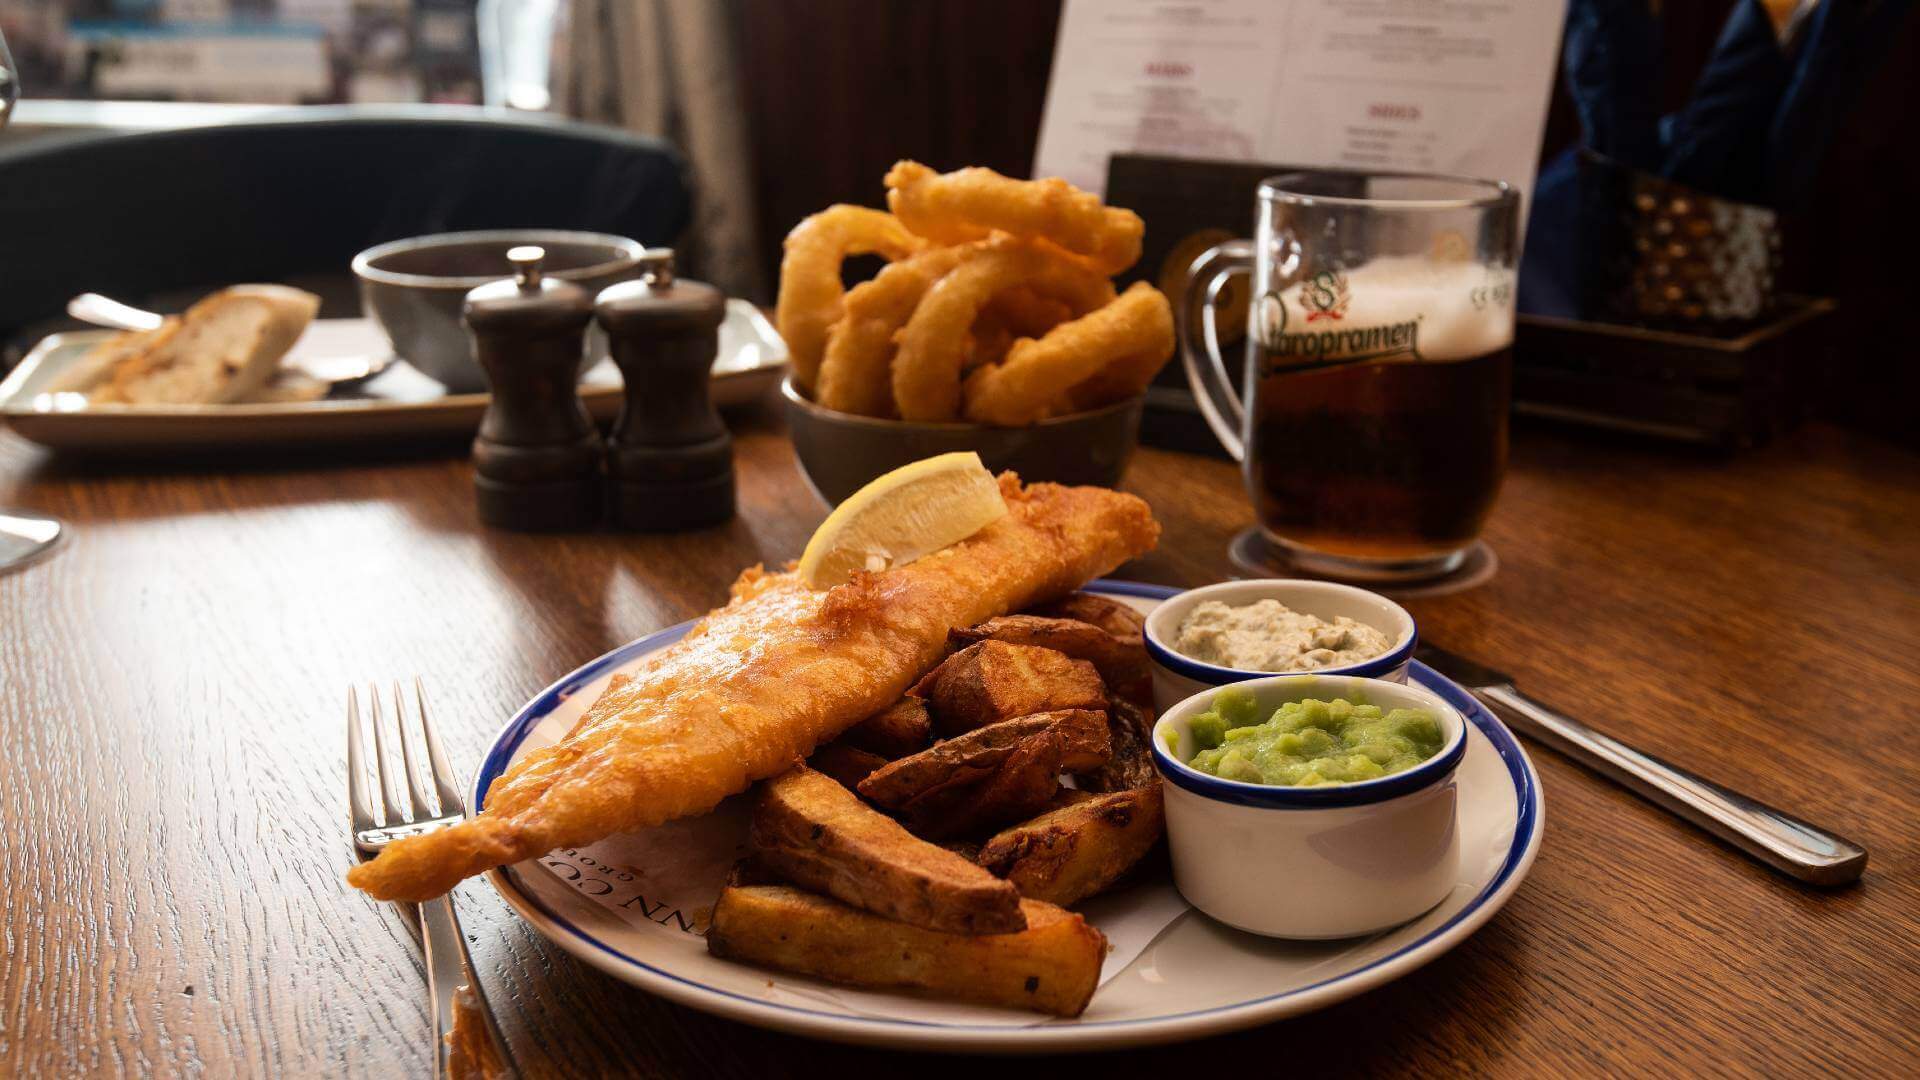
[1228,527,1497,599]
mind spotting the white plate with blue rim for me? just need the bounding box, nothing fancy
[477,580,1544,1053]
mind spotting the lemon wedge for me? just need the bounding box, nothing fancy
[798,452,1007,588]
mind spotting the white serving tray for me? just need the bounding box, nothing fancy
[0,302,786,453]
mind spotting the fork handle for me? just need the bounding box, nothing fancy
[421,891,516,1078]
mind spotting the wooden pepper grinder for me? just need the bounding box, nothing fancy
[464,245,602,531]
[595,249,736,530]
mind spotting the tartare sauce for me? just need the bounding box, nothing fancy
[1173,598,1390,672]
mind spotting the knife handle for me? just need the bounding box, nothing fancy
[1476,684,1867,886]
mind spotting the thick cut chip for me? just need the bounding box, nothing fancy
[707,884,1105,1017]
[977,786,1165,906]
[859,710,1112,838]
[859,710,1114,807]
[893,728,1063,840]
[950,615,1151,710]
[841,697,934,759]
[915,639,1108,736]
[806,742,891,789]
[943,729,1072,835]
[1081,698,1159,793]
[1031,592,1146,639]
[751,767,1024,934]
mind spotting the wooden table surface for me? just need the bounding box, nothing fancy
[1,407,1915,1077]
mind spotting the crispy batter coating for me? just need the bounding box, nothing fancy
[984,287,1079,340]
[346,475,1159,901]
[885,161,1144,275]
[892,240,1114,422]
[971,286,1092,373]
[776,205,925,392]
[963,281,1175,426]
[815,243,978,417]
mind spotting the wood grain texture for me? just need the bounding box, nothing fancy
[0,406,1916,1077]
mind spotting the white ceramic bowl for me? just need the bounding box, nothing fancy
[1143,579,1416,713]
[1152,674,1467,939]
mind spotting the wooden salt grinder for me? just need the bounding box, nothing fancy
[595,250,736,530]
[464,245,601,530]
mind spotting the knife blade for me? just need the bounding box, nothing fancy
[1417,643,1867,886]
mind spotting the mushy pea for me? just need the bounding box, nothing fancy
[1173,598,1390,672]
[1181,686,1444,786]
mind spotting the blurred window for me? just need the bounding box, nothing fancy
[1,0,485,106]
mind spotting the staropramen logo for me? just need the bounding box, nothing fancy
[1256,268,1422,375]
[1299,269,1350,321]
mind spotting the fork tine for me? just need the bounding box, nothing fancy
[346,686,377,833]
[367,684,408,823]
[415,677,465,814]
[393,681,436,818]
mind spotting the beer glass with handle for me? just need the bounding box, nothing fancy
[0,26,67,574]
[1183,170,1519,582]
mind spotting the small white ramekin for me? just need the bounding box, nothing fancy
[1143,579,1417,713]
[1151,673,1467,939]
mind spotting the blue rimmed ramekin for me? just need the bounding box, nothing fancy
[1143,579,1417,713]
[1151,673,1467,939]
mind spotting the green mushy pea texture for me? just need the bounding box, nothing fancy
[1184,686,1445,786]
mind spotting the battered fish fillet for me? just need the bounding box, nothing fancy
[347,474,1158,901]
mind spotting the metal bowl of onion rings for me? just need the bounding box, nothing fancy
[782,376,1143,506]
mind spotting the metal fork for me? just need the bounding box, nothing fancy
[349,681,516,1079]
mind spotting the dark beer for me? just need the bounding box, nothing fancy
[1250,347,1511,560]
[1184,171,1519,578]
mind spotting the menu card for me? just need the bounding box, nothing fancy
[1034,0,1566,208]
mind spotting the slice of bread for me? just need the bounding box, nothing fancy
[101,285,320,405]
[243,370,329,404]
[53,321,182,399]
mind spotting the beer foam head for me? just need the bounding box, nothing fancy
[1261,255,1514,364]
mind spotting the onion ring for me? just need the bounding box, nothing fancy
[971,289,1076,370]
[885,161,1144,275]
[892,241,1115,421]
[967,323,1014,374]
[1067,338,1173,413]
[776,205,925,392]
[962,282,1174,426]
[814,244,978,418]
[985,288,1077,338]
